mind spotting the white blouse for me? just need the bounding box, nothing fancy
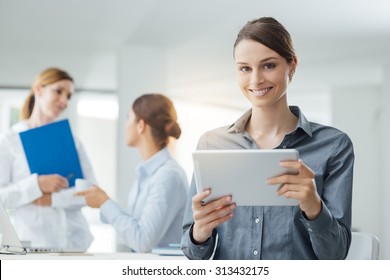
[0,120,96,250]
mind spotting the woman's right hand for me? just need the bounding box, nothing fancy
[191,189,236,244]
[37,174,69,193]
[74,186,109,208]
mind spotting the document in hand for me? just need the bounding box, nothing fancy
[19,119,83,187]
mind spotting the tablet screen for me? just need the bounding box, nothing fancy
[192,149,299,206]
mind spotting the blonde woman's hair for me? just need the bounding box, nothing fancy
[20,67,73,120]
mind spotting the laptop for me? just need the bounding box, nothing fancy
[0,201,84,254]
[151,243,184,256]
[192,149,300,206]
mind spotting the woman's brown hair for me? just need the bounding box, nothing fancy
[20,67,73,120]
[132,93,181,149]
[233,17,296,64]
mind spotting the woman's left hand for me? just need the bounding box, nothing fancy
[32,194,52,206]
[267,159,322,220]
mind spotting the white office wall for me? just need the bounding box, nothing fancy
[0,48,117,90]
[331,85,383,257]
[382,65,390,260]
[72,95,118,253]
[0,90,27,134]
[116,46,167,209]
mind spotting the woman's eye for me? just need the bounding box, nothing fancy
[240,66,250,72]
[263,63,276,70]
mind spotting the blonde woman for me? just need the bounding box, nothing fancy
[0,67,95,251]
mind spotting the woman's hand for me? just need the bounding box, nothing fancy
[267,159,322,220]
[38,174,69,193]
[191,189,236,244]
[32,193,52,206]
[74,186,109,208]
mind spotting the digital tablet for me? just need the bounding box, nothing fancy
[192,149,299,206]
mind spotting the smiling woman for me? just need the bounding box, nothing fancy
[181,17,355,260]
[235,40,296,126]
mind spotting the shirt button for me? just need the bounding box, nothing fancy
[255,218,260,223]
[282,145,287,149]
[253,250,258,255]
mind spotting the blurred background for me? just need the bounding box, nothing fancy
[0,0,389,258]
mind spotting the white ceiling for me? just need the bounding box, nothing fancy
[0,0,390,91]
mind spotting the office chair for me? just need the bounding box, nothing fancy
[346,232,380,260]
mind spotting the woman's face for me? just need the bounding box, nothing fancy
[234,39,296,109]
[36,79,73,120]
[125,109,140,147]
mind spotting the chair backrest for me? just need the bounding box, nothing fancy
[346,232,380,260]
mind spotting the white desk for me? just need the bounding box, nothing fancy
[0,252,187,260]
[1,252,190,280]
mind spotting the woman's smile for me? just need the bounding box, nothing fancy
[249,86,273,97]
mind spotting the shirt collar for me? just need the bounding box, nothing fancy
[136,147,172,177]
[290,106,312,137]
[11,120,30,133]
[226,106,313,137]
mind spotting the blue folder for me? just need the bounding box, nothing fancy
[19,119,83,187]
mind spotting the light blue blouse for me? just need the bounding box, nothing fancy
[100,147,188,253]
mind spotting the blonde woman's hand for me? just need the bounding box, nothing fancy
[32,193,52,206]
[38,174,69,193]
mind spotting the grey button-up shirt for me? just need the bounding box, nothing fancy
[181,106,354,260]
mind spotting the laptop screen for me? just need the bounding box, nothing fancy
[0,201,27,254]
